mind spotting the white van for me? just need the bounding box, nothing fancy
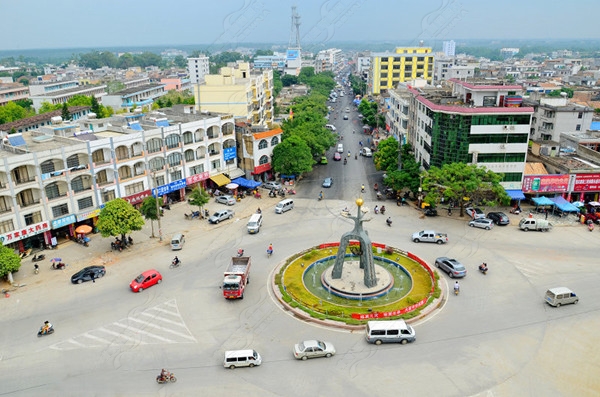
[365,320,416,345]
[325,124,337,132]
[545,287,579,307]
[170,233,185,250]
[275,198,294,214]
[224,350,262,369]
[360,148,372,157]
[337,143,344,153]
[247,213,263,234]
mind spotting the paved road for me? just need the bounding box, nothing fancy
[1,173,599,394]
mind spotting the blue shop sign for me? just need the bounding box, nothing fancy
[51,214,77,229]
[223,147,236,161]
[153,178,187,197]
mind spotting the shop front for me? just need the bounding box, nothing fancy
[572,173,600,202]
[123,190,152,209]
[0,220,51,253]
[49,215,77,247]
[251,163,272,183]
[154,178,187,206]
[186,172,210,192]
[75,209,101,237]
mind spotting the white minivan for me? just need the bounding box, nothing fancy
[170,233,185,250]
[337,143,344,153]
[545,287,579,307]
[365,320,416,345]
[224,350,262,369]
[275,199,294,214]
[247,213,263,234]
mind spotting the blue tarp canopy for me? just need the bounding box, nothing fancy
[549,196,580,213]
[531,196,554,206]
[505,189,525,200]
[231,177,261,189]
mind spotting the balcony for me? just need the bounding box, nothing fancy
[20,199,42,208]
[209,150,220,157]
[0,206,12,214]
[15,176,37,186]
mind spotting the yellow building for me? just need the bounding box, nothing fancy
[193,62,273,127]
[369,47,434,95]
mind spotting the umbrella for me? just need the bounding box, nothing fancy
[226,183,239,190]
[50,258,62,263]
[572,201,584,207]
[75,225,93,235]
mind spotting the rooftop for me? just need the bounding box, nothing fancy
[111,83,165,96]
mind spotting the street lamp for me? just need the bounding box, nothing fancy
[153,171,163,242]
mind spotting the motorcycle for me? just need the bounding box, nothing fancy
[76,237,89,247]
[156,371,177,384]
[170,259,182,269]
[454,286,460,296]
[479,263,488,275]
[51,262,66,270]
[268,190,277,198]
[237,249,244,257]
[111,241,123,252]
[38,325,54,337]
[32,253,46,262]
[588,222,595,232]
[184,211,200,220]
[343,158,347,165]
[34,264,39,274]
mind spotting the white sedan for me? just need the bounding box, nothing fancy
[293,340,336,360]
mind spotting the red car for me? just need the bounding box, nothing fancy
[333,152,341,161]
[130,269,162,292]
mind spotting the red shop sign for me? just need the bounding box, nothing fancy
[573,174,600,192]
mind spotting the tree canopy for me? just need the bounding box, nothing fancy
[0,245,21,278]
[422,163,510,216]
[187,186,210,211]
[272,134,314,176]
[139,196,163,238]
[373,137,399,172]
[384,144,422,198]
[96,198,145,240]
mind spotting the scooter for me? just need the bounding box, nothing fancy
[237,249,244,257]
[32,253,46,262]
[111,241,123,252]
[343,158,347,165]
[156,371,177,384]
[170,259,182,269]
[454,286,460,296]
[479,263,488,275]
[51,262,66,270]
[37,326,54,337]
[34,264,39,274]
[588,222,595,232]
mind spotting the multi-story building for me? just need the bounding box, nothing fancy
[368,46,434,95]
[187,55,210,84]
[0,106,242,252]
[253,54,287,70]
[0,106,91,134]
[235,123,282,181]
[29,79,106,112]
[0,83,30,106]
[355,51,371,79]
[442,40,456,57]
[433,57,476,83]
[315,49,343,73]
[102,84,167,112]
[524,93,595,142]
[404,79,534,190]
[193,62,274,127]
[160,77,191,92]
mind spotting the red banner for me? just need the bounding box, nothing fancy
[123,190,152,205]
[186,172,209,185]
[573,174,600,192]
[253,163,271,174]
[522,175,569,193]
[351,298,427,320]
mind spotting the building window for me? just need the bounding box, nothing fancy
[189,164,205,175]
[147,139,162,153]
[24,211,42,226]
[578,112,583,119]
[0,219,14,234]
[77,196,93,210]
[576,124,581,131]
[259,155,269,165]
[45,183,62,199]
[66,155,80,168]
[102,190,115,203]
[270,137,279,145]
[125,182,144,196]
[40,160,56,174]
[258,139,268,149]
[51,204,69,218]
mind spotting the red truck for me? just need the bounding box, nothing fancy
[223,256,251,299]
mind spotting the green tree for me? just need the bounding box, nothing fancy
[281,74,298,87]
[272,70,283,98]
[384,144,421,198]
[139,196,163,238]
[106,81,126,94]
[66,95,92,107]
[272,134,314,176]
[38,101,61,114]
[0,101,27,124]
[61,102,70,121]
[187,186,210,213]
[373,137,399,171]
[90,95,102,117]
[0,244,21,282]
[96,198,145,242]
[422,163,510,216]
[173,55,187,68]
[117,53,135,69]
[298,67,315,84]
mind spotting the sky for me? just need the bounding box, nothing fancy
[1,0,599,51]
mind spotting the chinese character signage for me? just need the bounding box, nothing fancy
[223,147,237,161]
[0,221,51,245]
[76,209,101,222]
[153,178,186,197]
[51,215,77,229]
[573,174,600,192]
[186,172,209,185]
[123,190,152,205]
[351,298,427,320]
[522,175,569,193]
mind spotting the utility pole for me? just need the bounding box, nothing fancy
[153,172,163,242]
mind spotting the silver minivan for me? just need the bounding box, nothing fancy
[170,233,185,250]
[275,199,294,214]
[247,213,263,234]
[224,350,262,369]
[545,287,579,307]
[365,320,416,345]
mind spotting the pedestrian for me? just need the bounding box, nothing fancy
[91,273,95,283]
[545,209,548,220]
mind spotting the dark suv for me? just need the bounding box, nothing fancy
[487,212,510,225]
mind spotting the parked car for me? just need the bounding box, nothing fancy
[71,265,106,284]
[434,257,467,278]
[343,115,348,120]
[465,207,485,219]
[293,340,336,360]
[345,107,350,112]
[468,218,494,230]
[130,269,162,292]
[262,181,282,190]
[424,208,438,217]
[487,212,510,225]
[209,209,235,224]
[333,152,342,161]
[322,177,333,188]
[215,195,236,205]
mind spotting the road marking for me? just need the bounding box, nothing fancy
[48,299,196,351]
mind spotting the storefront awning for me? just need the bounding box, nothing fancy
[228,168,245,179]
[505,189,525,200]
[209,174,231,187]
